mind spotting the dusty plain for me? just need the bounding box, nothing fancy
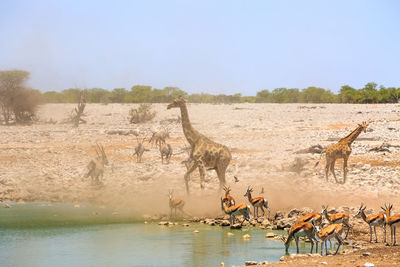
[1,103,400,266]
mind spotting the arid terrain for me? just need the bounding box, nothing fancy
[1,103,400,265]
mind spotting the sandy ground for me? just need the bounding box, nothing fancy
[1,103,400,264]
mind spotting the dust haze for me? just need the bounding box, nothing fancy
[1,103,400,218]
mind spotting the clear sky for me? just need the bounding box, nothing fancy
[1,0,399,95]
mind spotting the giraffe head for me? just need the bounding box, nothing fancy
[358,121,368,133]
[167,96,186,109]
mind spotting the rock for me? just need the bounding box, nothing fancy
[242,220,250,226]
[287,208,301,218]
[242,234,251,240]
[257,217,264,223]
[193,230,199,233]
[183,224,190,227]
[279,256,285,261]
[144,221,148,224]
[231,224,242,229]
[227,232,234,236]
[362,252,371,257]
[158,221,168,225]
[274,211,285,220]
[320,262,328,265]
[220,220,230,226]
[3,204,10,208]
[250,219,258,226]
[364,263,374,267]
[362,164,371,171]
[264,232,277,238]
[259,260,270,265]
[245,261,257,266]
[190,217,201,222]
[74,204,80,208]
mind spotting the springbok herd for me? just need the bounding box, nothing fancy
[83,97,398,256]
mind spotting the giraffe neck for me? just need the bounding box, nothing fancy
[339,125,363,145]
[179,103,201,146]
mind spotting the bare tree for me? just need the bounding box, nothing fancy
[70,91,87,127]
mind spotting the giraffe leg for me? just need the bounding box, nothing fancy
[184,161,199,194]
[216,164,228,192]
[330,159,339,184]
[325,158,331,182]
[343,157,349,184]
[198,161,206,189]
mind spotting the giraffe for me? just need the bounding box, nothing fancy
[167,97,232,194]
[315,122,368,184]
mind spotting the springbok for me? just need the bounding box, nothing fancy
[281,222,318,254]
[382,203,400,246]
[321,205,351,238]
[316,224,344,255]
[85,143,108,184]
[297,212,322,225]
[159,141,173,164]
[133,135,149,163]
[220,198,250,225]
[168,190,185,218]
[244,186,270,218]
[354,203,386,243]
[222,186,235,207]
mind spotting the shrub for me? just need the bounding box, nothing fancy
[129,103,156,124]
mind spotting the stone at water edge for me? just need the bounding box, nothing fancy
[320,262,328,265]
[364,263,374,267]
[244,261,257,266]
[193,230,199,233]
[227,232,234,236]
[3,204,11,208]
[230,223,242,229]
[242,234,251,240]
[144,221,148,224]
[259,260,270,265]
[265,232,276,238]
[183,223,190,227]
[158,221,168,225]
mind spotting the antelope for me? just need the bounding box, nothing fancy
[159,140,173,164]
[316,224,344,255]
[133,135,149,163]
[168,190,185,218]
[222,185,235,207]
[244,186,270,218]
[382,203,400,246]
[354,203,386,243]
[281,222,318,254]
[321,205,350,238]
[297,212,322,225]
[149,131,170,148]
[220,198,250,225]
[85,143,108,184]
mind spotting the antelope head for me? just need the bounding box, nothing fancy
[168,190,174,201]
[223,186,231,195]
[321,205,328,215]
[354,203,366,218]
[244,186,253,197]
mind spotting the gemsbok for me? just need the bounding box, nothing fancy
[297,212,322,225]
[168,190,185,218]
[220,198,250,225]
[382,203,400,246]
[159,141,173,164]
[316,224,344,255]
[321,205,351,238]
[85,143,108,184]
[281,222,318,254]
[244,186,270,218]
[354,203,386,243]
[222,186,235,207]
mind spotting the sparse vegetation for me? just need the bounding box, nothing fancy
[129,103,156,124]
[0,70,41,125]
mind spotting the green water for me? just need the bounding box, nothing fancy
[0,202,317,267]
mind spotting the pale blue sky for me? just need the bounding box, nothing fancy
[1,0,399,95]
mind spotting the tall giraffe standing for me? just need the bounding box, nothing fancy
[315,122,368,184]
[167,97,232,194]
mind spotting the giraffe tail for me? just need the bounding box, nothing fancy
[314,149,326,168]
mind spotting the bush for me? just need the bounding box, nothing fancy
[129,103,156,124]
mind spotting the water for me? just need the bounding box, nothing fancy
[0,202,318,267]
